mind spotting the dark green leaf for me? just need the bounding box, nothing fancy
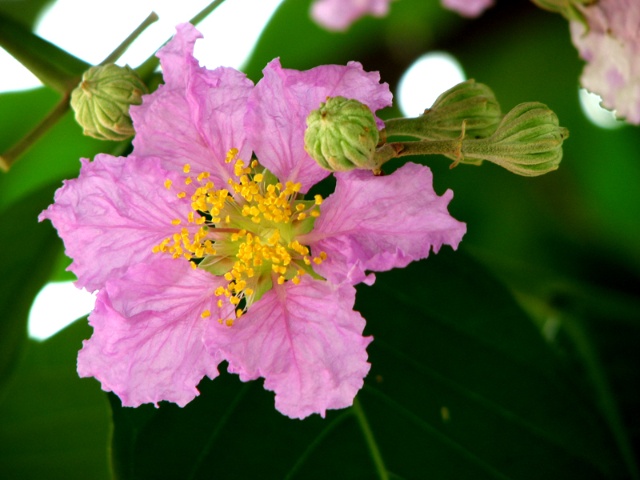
[0,0,55,29]
[0,319,111,480]
[0,182,61,385]
[110,250,625,479]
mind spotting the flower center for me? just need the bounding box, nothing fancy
[153,149,326,325]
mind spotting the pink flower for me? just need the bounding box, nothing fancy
[570,0,640,124]
[441,0,494,18]
[311,0,392,31]
[40,24,465,419]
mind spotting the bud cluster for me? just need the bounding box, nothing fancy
[303,80,568,177]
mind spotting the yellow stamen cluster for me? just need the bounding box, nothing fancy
[153,149,327,326]
[152,164,220,264]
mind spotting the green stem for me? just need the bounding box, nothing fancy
[374,139,461,165]
[0,95,70,172]
[189,0,227,25]
[352,397,389,480]
[100,11,159,65]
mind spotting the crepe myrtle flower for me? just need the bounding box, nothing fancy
[40,24,465,419]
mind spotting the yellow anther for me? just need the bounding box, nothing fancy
[201,310,211,318]
[313,257,323,265]
[311,210,320,218]
[254,173,263,182]
[225,148,238,163]
[314,194,323,205]
[197,172,210,182]
[277,276,285,285]
[297,213,307,220]
[164,179,172,189]
[171,219,181,226]
[185,177,193,185]
[183,164,191,174]
[292,276,300,285]
[296,204,305,212]
[177,192,186,199]
[226,319,235,326]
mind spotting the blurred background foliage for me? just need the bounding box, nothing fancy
[0,0,638,478]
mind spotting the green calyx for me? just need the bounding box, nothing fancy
[304,96,380,172]
[70,64,148,141]
[383,80,502,142]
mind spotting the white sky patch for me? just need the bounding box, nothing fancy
[28,282,96,341]
[0,0,282,92]
[578,88,625,130]
[397,51,466,118]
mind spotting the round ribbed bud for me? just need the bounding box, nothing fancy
[70,64,147,141]
[304,96,380,172]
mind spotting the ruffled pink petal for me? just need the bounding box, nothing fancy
[78,258,224,407]
[570,0,640,124]
[442,0,494,17]
[311,0,391,31]
[205,278,371,419]
[245,58,392,192]
[301,162,466,285]
[39,154,198,292]
[131,23,254,183]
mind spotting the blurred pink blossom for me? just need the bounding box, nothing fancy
[570,0,640,123]
[442,0,494,18]
[311,0,391,30]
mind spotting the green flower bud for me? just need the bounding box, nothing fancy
[421,79,502,140]
[70,64,148,141]
[381,80,502,145]
[304,96,380,172]
[461,102,569,176]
